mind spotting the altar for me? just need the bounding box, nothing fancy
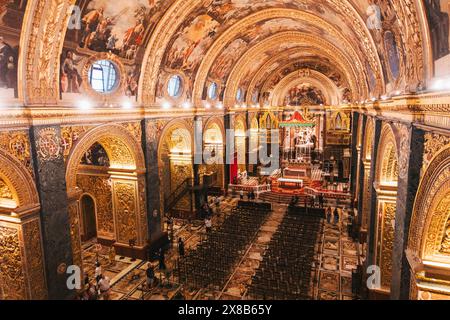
[277,177,304,188]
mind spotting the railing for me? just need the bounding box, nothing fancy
[164,178,193,213]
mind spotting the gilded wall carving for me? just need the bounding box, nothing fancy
[35,127,62,161]
[77,175,114,238]
[422,133,450,175]
[68,201,82,272]
[113,181,138,244]
[0,226,26,300]
[22,219,47,300]
[408,146,450,259]
[61,125,92,159]
[0,178,13,200]
[171,163,193,210]
[378,202,396,289]
[122,122,142,144]
[0,131,33,176]
[138,176,148,245]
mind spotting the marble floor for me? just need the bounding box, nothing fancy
[80,198,360,300]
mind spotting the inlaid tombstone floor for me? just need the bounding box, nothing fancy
[315,208,361,300]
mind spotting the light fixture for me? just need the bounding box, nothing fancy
[122,100,133,109]
[204,102,211,109]
[216,102,223,109]
[182,101,192,109]
[162,101,172,109]
[77,98,92,110]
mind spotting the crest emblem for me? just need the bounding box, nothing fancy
[36,128,62,161]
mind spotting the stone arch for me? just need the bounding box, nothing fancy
[372,123,399,293]
[0,149,39,211]
[271,70,340,106]
[66,124,146,196]
[204,117,225,144]
[409,145,450,262]
[157,118,194,218]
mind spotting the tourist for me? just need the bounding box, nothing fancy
[240,189,244,200]
[326,207,332,223]
[205,217,212,233]
[94,261,102,284]
[87,283,98,300]
[178,237,185,257]
[319,193,324,208]
[98,274,111,300]
[146,263,155,289]
[333,207,340,225]
[158,248,166,271]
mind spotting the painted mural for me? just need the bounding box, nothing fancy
[61,0,172,98]
[80,142,110,167]
[0,0,26,99]
[424,0,450,77]
[158,0,371,101]
[284,83,326,106]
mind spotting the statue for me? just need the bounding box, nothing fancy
[441,221,450,254]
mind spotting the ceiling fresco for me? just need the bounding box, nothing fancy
[0,0,443,107]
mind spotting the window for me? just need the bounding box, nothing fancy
[167,75,182,97]
[236,87,243,102]
[208,82,218,100]
[88,60,118,93]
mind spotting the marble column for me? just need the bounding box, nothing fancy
[366,119,382,268]
[350,112,360,203]
[143,119,163,243]
[30,125,74,300]
[390,127,425,299]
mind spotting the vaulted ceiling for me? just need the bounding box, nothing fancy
[0,0,441,108]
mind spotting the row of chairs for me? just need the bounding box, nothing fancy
[175,204,271,290]
[248,213,322,300]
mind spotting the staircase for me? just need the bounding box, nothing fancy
[164,178,193,213]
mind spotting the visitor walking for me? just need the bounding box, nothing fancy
[158,248,166,271]
[146,263,155,289]
[326,207,332,224]
[94,261,102,284]
[98,275,111,300]
[178,237,185,257]
[333,207,340,225]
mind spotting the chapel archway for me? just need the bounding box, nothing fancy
[158,119,194,219]
[65,124,148,264]
[203,118,225,190]
[372,124,399,295]
[0,148,46,300]
[360,118,375,232]
[408,145,450,300]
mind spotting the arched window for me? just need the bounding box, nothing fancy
[167,75,182,97]
[208,82,218,100]
[236,87,243,102]
[88,60,118,93]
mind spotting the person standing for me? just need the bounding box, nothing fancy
[333,207,340,225]
[158,248,166,271]
[146,263,155,289]
[205,217,212,233]
[98,275,111,300]
[178,238,185,258]
[326,207,332,224]
[319,193,324,208]
[240,189,244,200]
[94,261,102,284]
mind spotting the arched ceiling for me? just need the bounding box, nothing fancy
[0,0,439,108]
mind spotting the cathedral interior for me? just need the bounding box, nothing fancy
[0,0,449,301]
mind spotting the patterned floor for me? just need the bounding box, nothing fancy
[315,208,361,300]
[80,198,360,300]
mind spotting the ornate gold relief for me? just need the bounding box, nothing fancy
[77,175,114,237]
[377,202,396,289]
[35,127,62,161]
[68,201,82,272]
[0,130,33,176]
[122,122,142,144]
[423,133,450,175]
[0,226,26,300]
[113,181,138,244]
[22,219,47,300]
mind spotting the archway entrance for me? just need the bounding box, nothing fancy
[408,145,450,299]
[0,149,46,300]
[80,194,97,242]
[66,124,148,268]
[372,124,399,297]
[158,120,194,219]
